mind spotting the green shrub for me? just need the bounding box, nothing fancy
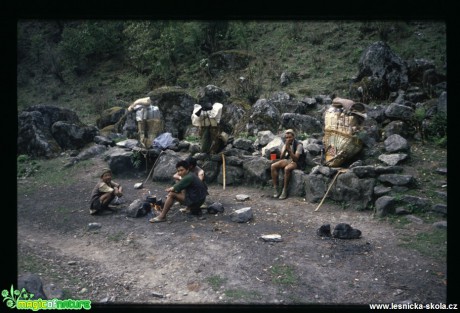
[17,155,40,178]
[425,113,447,147]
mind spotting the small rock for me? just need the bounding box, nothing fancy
[79,288,88,294]
[88,223,101,230]
[432,221,447,229]
[260,234,283,242]
[317,224,331,237]
[43,283,64,299]
[68,261,77,265]
[435,168,447,175]
[151,292,165,298]
[235,194,250,201]
[134,183,143,189]
[332,223,362,239]
[405,215,423,224]
[230,207,253,223]
[395,207,410,215]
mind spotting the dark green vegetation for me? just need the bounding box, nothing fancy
[17,20,446,126]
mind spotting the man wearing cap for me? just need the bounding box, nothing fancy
[89,168,123,215]
[271,129,305,200]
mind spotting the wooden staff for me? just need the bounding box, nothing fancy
[222,153,226,190]
[314,169,346,212]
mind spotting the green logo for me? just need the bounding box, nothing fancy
[2,285,91,311]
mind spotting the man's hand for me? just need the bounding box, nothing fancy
[166,187,174,193]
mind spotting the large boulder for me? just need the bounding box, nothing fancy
[330,171,376,210]
[104,147,144,176]
[197,85,228,106]
[351,41,408,101]
[248,99,280,135]
[148,87,196,140]
[51,121,98,150]
[242,156,271,184]
[18,105,96,157]
[280,113,322,135]
[96,106,126,129]
[208,50,256,75]
[151,150,184,182]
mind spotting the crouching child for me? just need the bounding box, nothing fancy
[89,168,123,215]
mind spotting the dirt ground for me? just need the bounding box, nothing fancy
[17,156,448,308]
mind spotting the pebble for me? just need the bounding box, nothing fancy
[235,194,250,201]
[88,223,102,230]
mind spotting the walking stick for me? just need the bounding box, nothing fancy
[135,150,164,189]
[222,153,226,190]
[314,169,346,212]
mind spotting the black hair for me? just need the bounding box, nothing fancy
[176,160,190,169]
[185,156,197,167]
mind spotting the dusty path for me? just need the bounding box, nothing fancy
[17,157,447,306]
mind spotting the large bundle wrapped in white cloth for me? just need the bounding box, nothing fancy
[128,97,152,112]
[191,103,223,127]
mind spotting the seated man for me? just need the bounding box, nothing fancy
[89,168,123,215]
[150,160,208,223]
[270,129,304,200]
[172,156,206,213]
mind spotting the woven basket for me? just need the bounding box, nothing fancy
[323,129,362,167]
[323,109,363,167]
[138,119,164,147]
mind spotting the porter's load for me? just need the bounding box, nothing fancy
[129,97,164,148]
[191,102,223,127]
[191,102,224,154]
[323,97,367,167]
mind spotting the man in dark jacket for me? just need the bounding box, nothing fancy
[150,160,208,223]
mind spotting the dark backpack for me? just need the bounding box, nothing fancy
[292,139,306,170]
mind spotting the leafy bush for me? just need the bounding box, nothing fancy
[17,155,40,178]
[58,21,124,73]
[130,150,143,169]
[424,113,447,148]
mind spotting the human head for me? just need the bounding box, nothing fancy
[284,129,295,143]
[100,168,112,178]
[185,156,197,169]
[285,129,296,137]
[176,160,190,177]
[100,168,112,183]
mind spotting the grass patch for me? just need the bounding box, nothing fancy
[61,289,74,299]
[107,231,125,242]
[206,275,227,291]
[270,264,297,285]
[18,254,43,274]
[398,229,446,260]
[18,158,96,194]
[385,215,413,229]
[224,289,262,301]
[185,135,200,143]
